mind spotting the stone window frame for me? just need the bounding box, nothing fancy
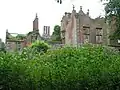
[16,42,21,51]
[6,42,11,50]
[83,25,90,43]
[96,27,102,36]
[95,27,102,44]
[96,35,102,44]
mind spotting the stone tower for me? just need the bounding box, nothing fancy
[31,13,41,42]
[33,13,39,31]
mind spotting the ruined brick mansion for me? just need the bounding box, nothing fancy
[61,6,109,46]
[5,14,50,52]
[5,5,118,52]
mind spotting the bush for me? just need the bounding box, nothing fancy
[0,45,120,89]
[29,40,50,53]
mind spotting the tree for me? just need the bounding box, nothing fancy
[56,0,62,4]
[51,25,61,41]
[29,40,50,53]
[102,0,120,39]
[0,42,6,53]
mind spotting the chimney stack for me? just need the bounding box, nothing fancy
[42,26,50,39]
[33,13,39,31]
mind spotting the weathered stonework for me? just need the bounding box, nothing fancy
[61,6,109,46]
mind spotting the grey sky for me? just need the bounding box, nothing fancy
[0,0,105,42]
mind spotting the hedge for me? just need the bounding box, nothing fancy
[0,45,120,90]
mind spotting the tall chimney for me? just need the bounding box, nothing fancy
[33,13,39,31]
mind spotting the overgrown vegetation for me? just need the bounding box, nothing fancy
[1,45,120,89]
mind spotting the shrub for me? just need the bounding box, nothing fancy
[29,40,50,53]
[0,45,120,89]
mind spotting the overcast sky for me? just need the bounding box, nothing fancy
[0,0,105,42]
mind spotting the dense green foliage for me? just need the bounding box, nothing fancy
[29,40,50,53]
[102,0,120,39]
[1,45,120,89]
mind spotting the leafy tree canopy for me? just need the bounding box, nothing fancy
[51,25,61,41]
[29,40,50,53]
[102,0,120,39]
[56,0,62,4]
